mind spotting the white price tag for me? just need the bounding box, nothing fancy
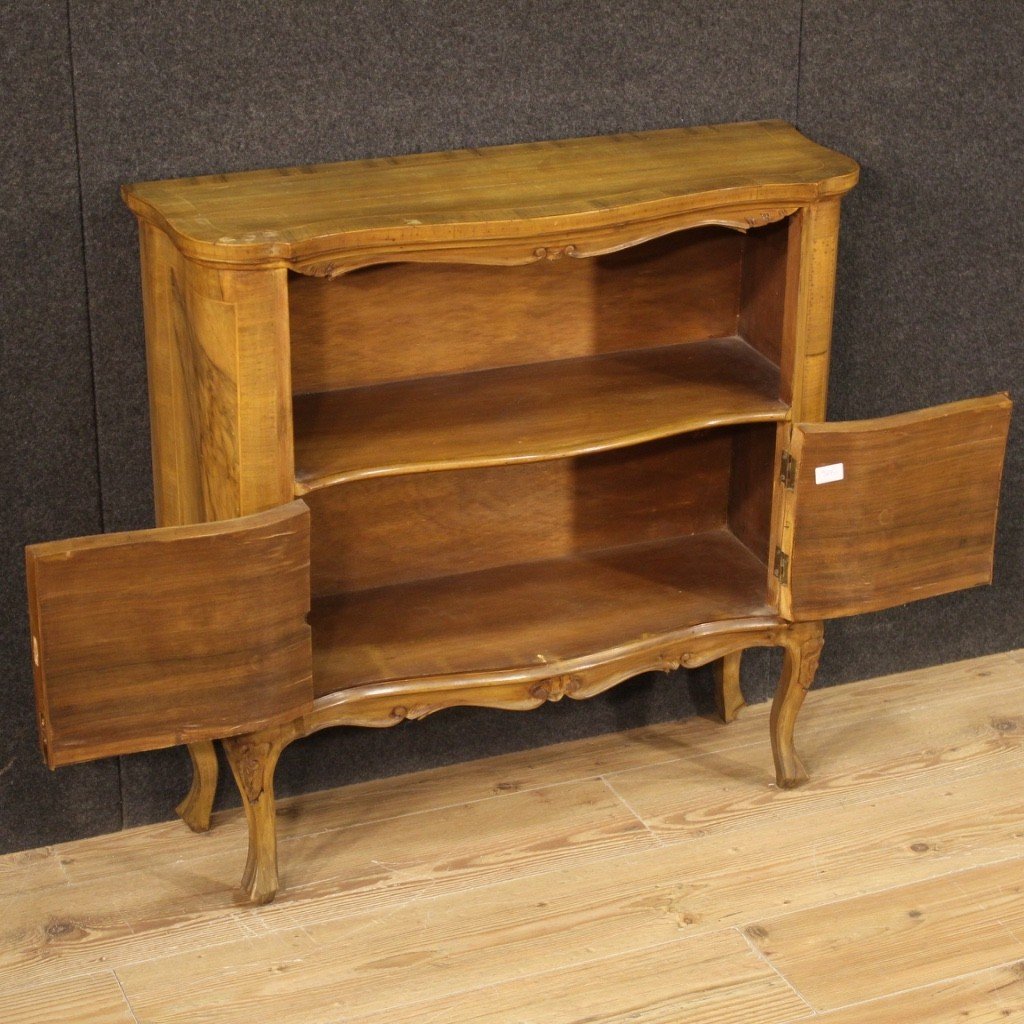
[814,462,845,485]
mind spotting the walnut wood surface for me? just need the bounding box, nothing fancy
[779,200,841,421]
[738,216,789,367]
[289,228,746,392]
[783,395,1012,620]
[305,431,744,595]
[293,337,787,492]
[26,502,313,767]
[713,649,746,724]
[309,529,774,694]
[122,121,859,270]
[307,620,793,733]
[138,221,294,524]
[727,422,778,563]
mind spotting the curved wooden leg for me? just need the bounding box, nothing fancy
[713,650,745,723]
[222,724,297,905]
[176,741,218,833]
[770,624,824,789]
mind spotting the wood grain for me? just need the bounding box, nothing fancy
[112,759,1024,1024]
[290,227,746,392]
[604,655,1024,841]
[0,847,66,898]
[110,122,859,904]
[51,714,762,888]
[293,337,787,492]
[99,121,1013,909]
[738,215,789,366]
[779,198,841,421]
[122,120,859,269]
[727,421,777,562]
[746,856,1024,1009]
[138,220,294,524]
[0,972,138,1024]
[26,502,313,766]
[345,930,808,1024]
[47,652,1013,889]
[305,431,738,595]
[784,394,1012,619]
[811,965,1024,1023]
[309,529,774,692]
[0,867,250,996]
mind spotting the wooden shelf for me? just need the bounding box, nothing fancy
[309,529,773,694]
[293,336,787,493]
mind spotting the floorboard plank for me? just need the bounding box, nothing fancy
[746,856,1024,1010]
[112,760,1024,1022]
[0,845,68,896]
[0,779,651,994]
[810,963,1024,1022]
[0,971,138,1024]
[603,662,1024,839]
[345,929,811,1024]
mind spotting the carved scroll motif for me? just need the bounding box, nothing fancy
[529,674,583,702]
[532,244,579,261]
[228,739,272,803]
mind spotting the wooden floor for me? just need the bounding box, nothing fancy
[3,650,1024,1023]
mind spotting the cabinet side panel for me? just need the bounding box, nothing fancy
[780,199,841,422]
[223,268,295,515]
[139,221,293,523]
[139,220,195,525]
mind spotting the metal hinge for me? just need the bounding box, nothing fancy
[780,451,796,489]
[773,547,790,584]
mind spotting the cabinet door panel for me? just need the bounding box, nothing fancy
[782,395,1011,621]
[26,501,312,767]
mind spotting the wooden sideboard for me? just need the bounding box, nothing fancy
[25,121,1011,903]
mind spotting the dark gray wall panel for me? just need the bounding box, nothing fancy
[66,0,800,826]
[797,1,1023,686]
[0,3,120,852]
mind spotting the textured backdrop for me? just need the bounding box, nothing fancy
[1,0,1020,850]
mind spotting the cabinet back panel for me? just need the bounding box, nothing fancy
[306,432,736,595]
[739,217,790,367]
[728,422,779,564]
[290,228,744,393]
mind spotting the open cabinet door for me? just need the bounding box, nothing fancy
[26,501,312,768]
[779,395,1012,621]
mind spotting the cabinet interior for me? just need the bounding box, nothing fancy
[290,221,789,391]
[287,221,791,693]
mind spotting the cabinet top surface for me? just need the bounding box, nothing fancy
[122,120,858,268]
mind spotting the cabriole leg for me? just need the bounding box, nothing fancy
[176,740,218,832]
[770,624,824,789]
[713,650,745,723]
[222,725,294,904]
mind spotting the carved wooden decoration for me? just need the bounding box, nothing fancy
[25,122,1011,905]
